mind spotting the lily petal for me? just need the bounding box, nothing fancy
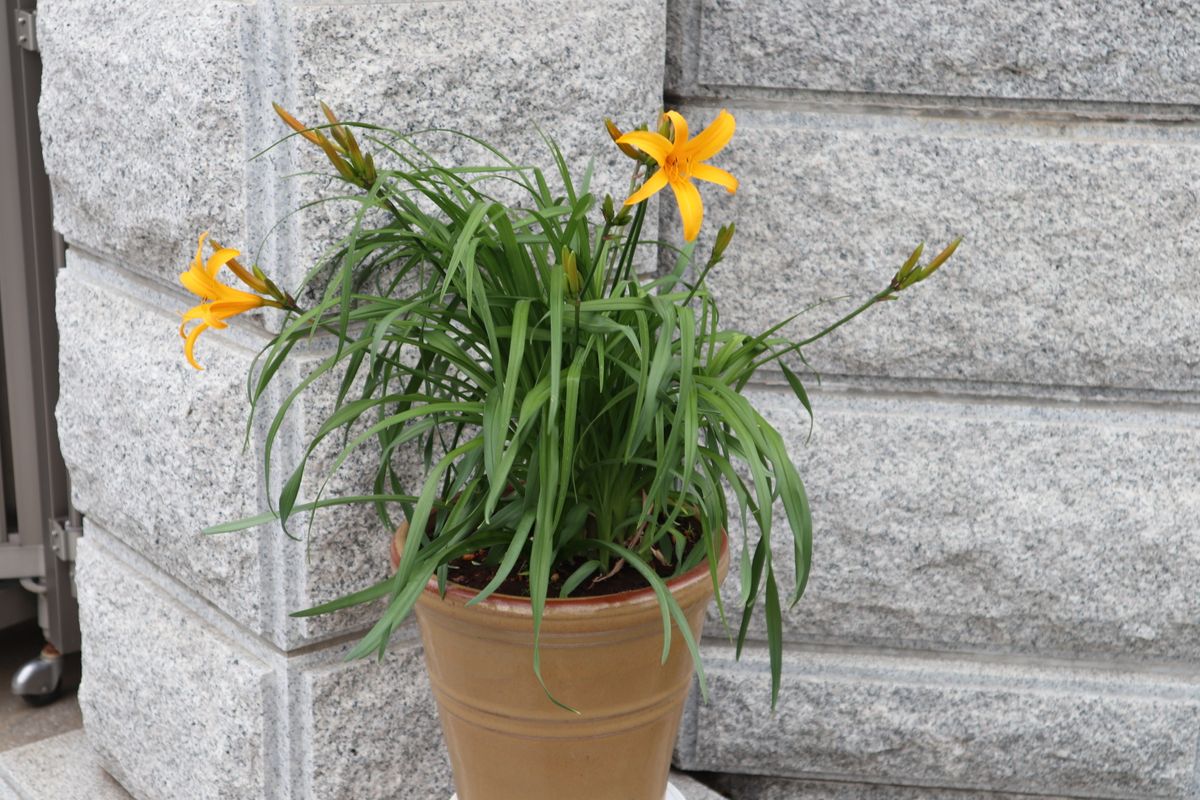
[668,176,704,242]
[180,304,214,336]
[684,109,735,163]
[662,111,689,146]
[183,321,209,370]
[615,131,673,166]
[193,232,208,270]
[691,162,739,194]
[624,169,669,207]
[208,297,265,318]
[205,247,240,278]
[180,268,221,301]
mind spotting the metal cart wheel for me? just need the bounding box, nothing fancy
[12,642,63,706]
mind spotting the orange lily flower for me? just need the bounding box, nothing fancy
[617,110,738,241]
[178,233,273,370]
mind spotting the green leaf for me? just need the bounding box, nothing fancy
[779,362,814,443]
[558,560,601,598]
[764,557,784,711]
[203,511,278,535]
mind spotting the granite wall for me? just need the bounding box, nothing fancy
[667,1,1200,798]
[40,0,1200,798]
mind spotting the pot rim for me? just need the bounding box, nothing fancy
[421,529,729,617]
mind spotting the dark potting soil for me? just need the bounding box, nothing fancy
[445,518,706,599]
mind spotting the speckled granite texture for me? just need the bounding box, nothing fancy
[684,0,1200,104]
[75,533,276,800]
[709,388,1200,662]
[283,0,664,288]
[75,530,451,800]
[57,257,271,637]
[667,106,1200,393]
[56,252,413,649]
[0,731,132,800]
[677,646,1200,798]
[38,0,253,289]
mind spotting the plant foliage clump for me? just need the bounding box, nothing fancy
[189,105,957,707]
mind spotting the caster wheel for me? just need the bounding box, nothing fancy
[12,645,64,706]
[19,679,62,707]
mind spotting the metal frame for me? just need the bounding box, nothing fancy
[1,0,79,653]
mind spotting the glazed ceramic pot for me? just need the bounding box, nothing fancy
[412,533,729,800]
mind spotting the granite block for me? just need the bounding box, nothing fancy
[303,637,452,800]
[675,106,1200,392]
[75,534,273,800]
[0,731,133,800]
[676,0,1200,106]
[57,253,425,646]
[75,523,451,800]
[279,0,666,289]
[710,387,1200,663]
[678,645,1200,798]
[56,253,272,635]
[278,357,426,642]
[39,0,254,287]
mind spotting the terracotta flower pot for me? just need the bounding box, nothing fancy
[412,533,730,800]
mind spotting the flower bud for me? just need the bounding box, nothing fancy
[320,101,351,153]
[892,242,925,288]
[561,247,581,296]
[273,103,323,146]
[605,119,641,160]
[712,223,736,261]
[917,238,961,281]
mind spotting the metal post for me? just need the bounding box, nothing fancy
[1,0,79,654]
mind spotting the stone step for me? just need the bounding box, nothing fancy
[0,730,131,800]
[0,728,727,800]
[708,774,1070,799]
[668,774,730,800]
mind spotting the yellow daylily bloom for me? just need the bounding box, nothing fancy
[617,109,738,242]
[178,232,271,370]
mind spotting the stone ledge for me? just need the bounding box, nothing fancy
[677,644,1200,798]
[670,772,731,800]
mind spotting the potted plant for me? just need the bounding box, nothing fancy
[182,104,956,800]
